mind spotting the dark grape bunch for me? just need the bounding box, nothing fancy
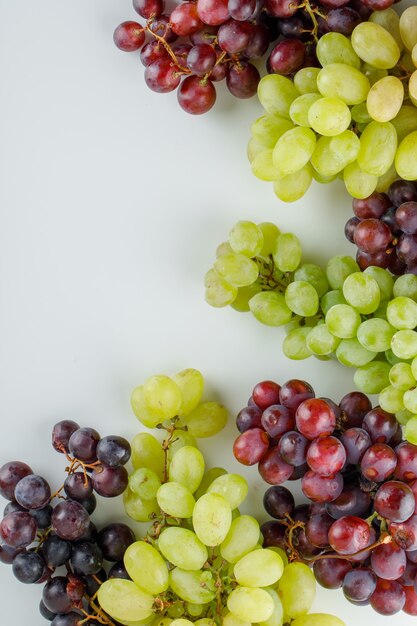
[234,378,417,616]
[113,0,391,115]
[345,179,417,275]
[0,420,135,626]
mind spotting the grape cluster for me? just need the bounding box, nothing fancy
[0,421,134,626]
[235,377,417,616]
[248,6,417,202]
[344,180,417,274]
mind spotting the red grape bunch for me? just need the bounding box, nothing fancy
[234,378,417,616]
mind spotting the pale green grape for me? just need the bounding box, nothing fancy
[167,604,185,619]
[156,482,195,518]
[325,304,361,339]
[252,150,280,182]
[182,402,228,438]
[195,467,227,500]
[343,272,380,314]
[411,356,417,381]
[169,568,216,604]
[158,527,208,570]
[373,299,389,320]
[410,70,417,102]
[404,389,417,414]
[391,330,417,359]
[399,6,417,51]
[249,291,293,326]
[395,131,417,180]
[387,296,417,329]
[278,563,316,619]
[229,221,264,257]
[376,162,398,192]
[259,222,281,257]
[220,515,260,563]
[357,318,395,352]
[396,408,414,425]
[306,324,340,355]
[321,290,347,314]
[389,362,416,390]
[227,587,275,623]
[216,243,233,259]
[97,579,154,623]
[273,163,313,203]
[223,612,250,626]
[153,618,173,626]
[131,432,164,478]
[257,75,299,119]
[129,467,161,501]
[386,348,410,365]
[204,269,238,308]
[267,546,288,567]
[392,106,417,141]
[351,22,401,68]
[291,615,345,626]
[171,369,204,416]
[366,76,404,123]
[272,127,316,177]
[169,446,205,493]
[170,620,193,626]
[283,327,312,360]
[285,281,319,317]
[316,32,360,68]
[369,8,402,49]
[143,375,182,422]
[364,266,394,301]
[234,549,284,588]
[232,284,263,312]
[311,131,360,177]
[405,416,417,444]
[251,116,294,149]
[131,386,163,428]
[361,63,388,86]
[192,618,212,625]
[344,160,378,198]
[207,473,248,509]
[354,361,391,393]
[379,385,404,413]
[124,541,169,594]
[124,488,159,522]
[293,67,320,94]
[294,263,329,297]
[167,429,198,463]
[247,138,267,163]
[259,588,284,626]
[357,121,397,176]
[214,254,259,288]
[273,233,302,272]
[413,42,417,66]
[317,63,370,105]
[289,93,321,127]
[193,493,232,546]
[308,97,351,136]
[326,256,360,290]
[351,102,372,124]
[336,338,376,367]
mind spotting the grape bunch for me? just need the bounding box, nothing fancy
[0,420,135,626]
[344,180,417,274]
[236,377,417,616]
[248,6,417,202]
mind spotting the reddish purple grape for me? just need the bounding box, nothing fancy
[343,567,377,602]
[0,512,37,548]
[210,56,229,81]
[306,436,346,476]
[301,470,343,503]
[344,216,360,244]
[327,7,361,35]
[279,379,314,411]
[389,515,417,551]
[233,428,269,465]
[314,556,352,589]
[340,428,371,465]
[244,23,269,58]
[371,541,407,580]
[228,0,256,20]
[171,3,203,36]
[326,484,372,520]
[352,192,391,219]
[305,505,333,547]
[362,407,399,444]
[263,485,295,519]
[260,520,287,548]
[149,15,178,42]
[178,76,216,114]
[353,219,392,254]
[52,421,80,454]
[173,43,192,68]
[236,405,263,432]
[187,44,217,75]
[14,475,51,510]
[218,18,253,53]
[394,441,417,482]
[0,544,24,565]
[328,515,371,556]
[340,391,372,428]
[109,561,131,580]
[374,481,415,523]
[397,234,417,265]
[190,24,219,45]
[42,577,73,615]
[395,202,417,234]
[264,0,298,17]
[97,523,135,562]
[145,59,181,93]
[258,448,294,484]
[268,38,305,75]
[388,180,417,207]
[68,428,100,464]
[252,380,281,410]
[64,473,93,501]
[398,559,417,586]
[295,398,336,440]
[0,461,33,501]
[197,0,230,25]
[91,466,128,497]
[404,585,417,615]
[292,526,322,560]
[133,0,164,18]
[140,41,169,66]
[261,404,295,439]
[287,462,309,480]
[226,62,260,98]
[51,501,90,541]
[356,248,391,270]
[278,430,308,466]
[360,443,397,482]
[349,525,376,563]
[113,22,145,52]
[370,578,405,615]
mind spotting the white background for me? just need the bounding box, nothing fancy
[0,1,415,624]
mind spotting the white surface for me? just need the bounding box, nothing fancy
[0,1,414,624]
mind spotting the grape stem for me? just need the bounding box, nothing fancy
[290,0,327,42]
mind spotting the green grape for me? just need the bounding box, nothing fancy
[227,587,275,623]
[170,620,193,626]
[343,272,380,314]
[399,6,417,51]
[379,385,404,413]
[336,338,376,367]
[351,22,401,69]
[167,604,185,619]
[369,8,403,49]
[326,256,359,290]
[283,327,312,360]
[267,546,288,567]
[97,579,154,623]
[223,612,250,626]
[193,493,232,546]
[259,588,284,626]
[131,432,164,478]
[343,160,378,198]
[289,93,322,127]
[294,263,329,297]
[306,324,340,356]
[131,386,163,428]
[124,488,159,522]
[351,102,372,124]
[273,233,302,272]
[321,290,347,314]
[167,430,198,463]
[156,482,195,518]
[413,42,417,66]
[204,269,238,308]
[387,296,417,329]
[357,121,397,177]
[354,360,391,393]
[129,467,161,501]
[396,408,414,425]
[386,348,411,365]
[143,375,182,422]
[247,138,268,163]
[124,541,169,594]
[278,563,316,619]
[273,163,313,202]
[404,388,417,414]
[232,284,263,312]
[153,618,173,626]
[312,170,337,184]
[169,446,205,493]
[389,362,416,390]
[316,32,360,68]
[172,368,204,416]
[391,330,417,359]
[395,131,417,180]
[366,76,404,123]
[392,106,417,141]
[229,221,264,258]
[291,615,345,626]
[186,605,203,618]
[361,63,388,86]
[193,619,213,626]
[307,97,351,136]
[293,67,320,94]
[259,222,281,257]
[207,473,248,509]
[216,242,233,257]
[356,318,395,352]
[158,527,208,570]
[257,75,299,119]
[220,515,260,563]
[316,63,370,105]
[363,266,394,300]
[311,131,360,177]
[284,281,319,317]
[409,70,417,103]
[272,127,316,177]
[325,303,361,339]
[411,355,417,380]
[234,549,284,588]
[405,416,417,444]
[249,291,292,326]
[169,568,216,604]
[376,162,398,193]
[214,254,259,288]
[373,299,389,320]
[195,467,227,500]
[252,150,280,182]
[251,116,294,149]
[182,402,228,438]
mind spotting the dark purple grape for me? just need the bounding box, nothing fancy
[77,494,97,515]
[343,567,377,602]
[398,559,417,585]
[4,502,25,516]
[12,551,45,583]
[395,202,417,234]
[344,216,360,243]
[51,612,84,626]
[84,568,107,596]
[244,23,269,58]
[42,577,73,614]
[278,431,308,466]
[96,436,131,467]
[70,542,103,576]
[186,43,217,75]
[75,521,98,544]
[388,180,417,207]
[39,599,56,621]
[292,526,322,560]
[327,6,361,34]
[30,505,53,529]
[287,462,309,480]
[14,474,51,510]
[64,472,93,501]
[91,465,128,497]
[42,535,72,568]
[261,405,295,438]
[356,248,391,271]
[0,461,33,501]
[52,421,80,454]
[260,520,287,548]
[236,405,263,432]
[363,407,399,444]
[97,523,136,562]
[352,193,391,219]
[51,500,90,541]
[190,24,219,45]
[228,0,256,19]
[314,556,352,589]
[0,542,24,564]
[263,485,295,519]
[0,511,37,548]
[265,0,298,17]
[279,15,307,39]
[326,485,372,520]
[340,428,372,465]
[268,38,305,75]
[226,62,260,98]
[108,560,131,580]
[68,428,100,463]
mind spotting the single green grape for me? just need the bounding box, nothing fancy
[316,63,370,105]
[129,467,161,501]
[124,541,169,595]
[273,233,302,272]
[316,32,360,68]
[351,22,401,69]
[320,290,347,314]
[278,563,316,619]
[249,291,293,326]
[393,273,417,300]
[193,493,232,546]
[227,587,275,623]
[285,281,319,317]
[272,127,316,177]
[182,402,228,438]
[283,327,312,360]
[325,303,361,339]
[220,515,260,563]
[343,272,380,314]
[306,324,340,356]
[143,375,182,422]
[173,368,204,416]
[391,329,417,359]
[354,361,391,393]
[251,115,294,149]
[308,97,351,136]
[357,121,397,177]
[336,338,377,367]
[257,74,299,118]
[343,160,378,199]
[97,579,154,624]
[273,163,313,203]
[289,93,321,127]
[389,362,416,390]
[207,473,248,509]
[326,256,359,290]
[379,384,405,413]
[204,268,238,308]
[214,254,259,288]
[158,527,208,571]
[228,221,264,257]
[156,481,195,518]
[293,67,320,94]
[356,318,395,352]
[169,446,205,493]
[233,548,284,588]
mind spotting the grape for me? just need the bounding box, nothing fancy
[389,514,417,550]
[70,541,103,576]
[306,324,340,356]
[170,568,216,603]
[169,445,205,493]
[343,567,377,602]
[251,116,293,149]
[51,500,90,541]
[13,474,50,510]
[0,512,37,548]
[325,303,360,338]
[233,428,269,465]
[124,541,169,594]
[178,76,216,115]
[12,551,45,584]
[158,527,208,570]
[343,271,380,314]
[96,436,131,467]
[404,585,417,615]
[130,432,164,478]
[268,39,306,75]
[362,406,399,443]
[97,578,154,623]
[64,472,93,501]
[97,523,135,562]
[273,163,313,202]
[227,586,274,623]
[371,541,406,580]
[313,557,352,589]
[391,329,417,359]
[328,516,371,555]
[51,614,86,626]
[91,465,128,497]
[156,481,195,518]
[129,467,161,501]
[207,473,248,508]
[52,421,80,454]
[193,493,232,545]
[42,577,73,615]
[68,428,100,463]
[317,63,370,105]
[370,578,405,615]
[395,131,417,180]
[196,0,229,25]
[214,253,258,287]
[357,121,397,177]
[367,76,404,123]
[113,21,145,52]
[228,221,263,257]
[295,398,336,440]
[257,74,298,118]
[306,436,346,476]
[236,406,263,432]
[302,471,343,503]
[399,6,417,51]
[311,131,360,177]
[226,62,260,99]
[351,22,401,69]
[220,514,260,562]
[258,447,294,484]
[278,563,316,618]
[272,127,316,177]
[263,485,295,519]
[234,548,284,587]
[326,485,372,519]
[361,443,397,482]
[204,268,238,307]
[182,401,228,437]
[142,375,182,421]
[343,160,378,199]
[284,281,319,317]
[316,32,360,68]
[0,461,33,501]
[306,505,334,547]
[278,431,309,466]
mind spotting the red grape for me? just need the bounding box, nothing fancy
[360,443,397,482]
[301,470,343,503]
[306,435,346,476]
[133,0,165,19]
[374,480,415,523]
[268,38,306,75]
[171,3,203,36]
[233,428,269,465]
[314,557,352,589]
[370,578,405,615]
[252,380,281,409]
[296,398,336,440]
[279,379,314,411]
[113,21,145,52]
[197,0,230,25]
[145,59,181,93]
[261,404,295,438]
[187,44,217,75]
[258,447,294,484]
[328,515,371,555]
[226,62,260,98]
[177,76,217,114]
[371,541,406,580]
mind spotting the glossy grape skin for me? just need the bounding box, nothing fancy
[326,485,372,520]
[343,567,377,602]
[339,391,372,428]
[96,436,131,467]
[345,217,360,243]
[398,559,417,586]
[261,404,295,438]
[133,0,164,18]
[265,0,298,17]
[388,180,417,207]
[42,577,74,615]
[263,485,295,519]
[0,512,37,548]
[360,443,397,482]
[97,523,135,562]
[113,21,145,52]
[51,501,90,541]
[327,6,361,35]
[178,76,217,115]
[187,44,217,75]
[39,599,56,621]
[42,535,72,569]
[340,428,371,465]
[268,39,305,75]
[91,465,128,497]
[64,473,93,501]
[353,219,392,254]
[258,447,294,484]
[108,560,131,580]
[68,428,100,464]
[305,505,333,547]
[0,543,24,565]
[226,62,260,98]
[228,0,257,20]
[236,405,263,432]
[170,3,203,36]
[306,436,346,476]
[371,541,406,580]
[278,430,308,466]
[145,59,181,94]
[394,441,417,482]
[362,407,399,444]
[301,470,343,503]
[0,461,33,501]
[140,41,169,67]
[328,515,371,555]
[233,428,269,465]
[197,0,230,25]
[14,475,51,510]
[12,551,45,584]
[296,398,336,440]
[260,520,287,548]
[313,556,352,589]
[374,481,415,523]
[370,578,405,615]
[70,542,103,576]
[52,421,80,454]
[245,23,269,58]
[389,515,417,551]
[252,380,281,409]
